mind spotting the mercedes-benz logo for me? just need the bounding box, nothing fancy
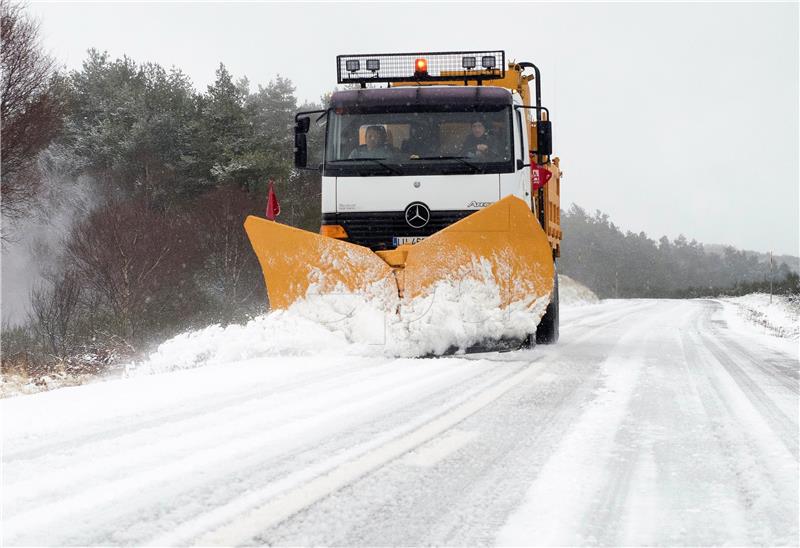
[404,202,430,229]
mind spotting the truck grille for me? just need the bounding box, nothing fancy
[323,210,473,250]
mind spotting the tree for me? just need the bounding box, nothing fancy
[0,0,64,232]
[242,76,296,187]
[193,186,266,321]
[65,50,198,200]
[559,204,795,298]
[64,198,202,347]
[191,64,252,188]
[29,268,82,358]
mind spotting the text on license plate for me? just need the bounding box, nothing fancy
[393,236,426,246]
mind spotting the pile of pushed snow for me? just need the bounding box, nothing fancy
[133,263,550,374]
[129,312,363,375]
[559,275,599,306]
[719,293,799,339]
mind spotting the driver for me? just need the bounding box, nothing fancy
[461,120,496,158]
[349,125,396,159]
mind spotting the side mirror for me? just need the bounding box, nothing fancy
[295,116,311,134]
[537,120,552,157]
[293,110,326,170]
[294,133,307,168]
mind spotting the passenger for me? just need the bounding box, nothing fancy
[401,124,428,158]
[461,120,496,158]
[349,125,396,159]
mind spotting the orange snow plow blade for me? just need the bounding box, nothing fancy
[243,217,395,310]
[245,195,553,310]
[402,195,554,307]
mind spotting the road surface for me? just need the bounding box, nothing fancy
[3,299,798,545]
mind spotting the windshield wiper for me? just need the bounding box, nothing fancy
[410,156,483,173]
[328,158,403,175]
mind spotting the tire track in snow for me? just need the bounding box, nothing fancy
[6,302,656,541]
[5,358,416,510]
[12,299,788,546]
[4,360,387,463]
[562,300,654,331]
[394,301,666,546]
[149,360,536,546]
[612,301,745,545]
[149,299,648,545]
[103,362,514,546]
[677,304,798,544]
[493,301,665,545]
[696,305,798,459]
[3,360,520,546]
[706,300,799,393]
[495,299,797,546]
[300,304,650,547]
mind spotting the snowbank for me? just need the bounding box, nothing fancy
[3,273,601,392]
[717,293,799,340]
[134,271,601,375]
[558,274,599,306]
[133,267,550,374]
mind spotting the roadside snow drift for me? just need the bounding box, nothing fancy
[559,274,600,306]
[718,293,799,340]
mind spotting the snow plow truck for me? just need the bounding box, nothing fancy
[245,50,563,348]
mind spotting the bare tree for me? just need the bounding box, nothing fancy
[1,0,63,232]
[29,267,82,358]
[64,198,201,347]
[194,186,265,321]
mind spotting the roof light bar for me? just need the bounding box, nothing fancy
[336,50,505,84]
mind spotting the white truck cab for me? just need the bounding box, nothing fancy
[293,50,558,254]
[310,87,533,250]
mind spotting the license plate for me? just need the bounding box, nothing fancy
[393,236,426,246]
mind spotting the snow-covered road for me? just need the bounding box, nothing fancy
[2,299,798,545]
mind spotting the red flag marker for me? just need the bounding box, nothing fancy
[266,179,281,221]
[530,165,553,192]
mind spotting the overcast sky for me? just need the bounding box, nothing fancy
[28,1,799,255]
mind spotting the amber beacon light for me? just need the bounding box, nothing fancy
[414,58,428,76]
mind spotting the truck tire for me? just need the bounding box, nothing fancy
[535,264,559,344]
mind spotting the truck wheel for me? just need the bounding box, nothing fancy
[535,264,559,344]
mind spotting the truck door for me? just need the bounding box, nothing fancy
[499,105,531,205]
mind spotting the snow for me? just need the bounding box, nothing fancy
[711,293,798,359]
[718,293,799,340]
[495,298,798,546]
[2,354,520,545]
[129,312,362,375]
[3,290,797,546]
[559,274,600,306]
[134,266,554,374]
[496,348,644,545]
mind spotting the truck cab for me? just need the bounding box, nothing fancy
[295,50,562,255]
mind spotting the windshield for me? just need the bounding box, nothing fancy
[324,107,514,177]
